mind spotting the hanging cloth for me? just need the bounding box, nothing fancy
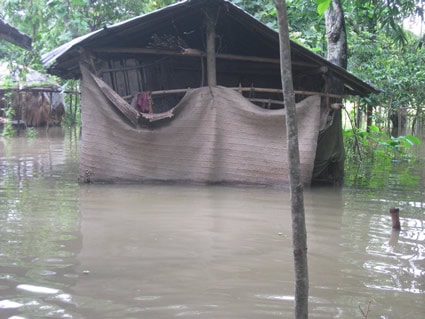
[137,92,152,113]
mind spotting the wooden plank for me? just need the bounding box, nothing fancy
[100,60,114,88]
[113,60,127,96]
[126,59,142,94]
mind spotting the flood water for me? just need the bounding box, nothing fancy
[0,127,424,319]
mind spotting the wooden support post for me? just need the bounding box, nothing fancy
[17,92,21,136]
[205,10,217,86]
[389,227,400,246]
[390,207,401,230]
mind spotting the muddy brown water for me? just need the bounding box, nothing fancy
[0,127,424,319]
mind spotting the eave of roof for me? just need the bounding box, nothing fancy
[0,19,32,50]
[42,0,380,97]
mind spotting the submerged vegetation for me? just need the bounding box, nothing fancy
[343,124,422,189]
[344,125,421,162]
[1,105,15,137]
[26,127,38,138]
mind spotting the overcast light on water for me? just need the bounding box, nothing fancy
[0,127,424,319]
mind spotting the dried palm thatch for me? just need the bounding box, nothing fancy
[17,91,50,127]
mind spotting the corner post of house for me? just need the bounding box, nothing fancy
[205,8,217,86]
[78,47,99,77]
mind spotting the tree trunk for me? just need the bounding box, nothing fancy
[318,0,347,185]
[275,1,309,319]
[366,103,373,131]
[325,0,347,69]
[390,106,407,137]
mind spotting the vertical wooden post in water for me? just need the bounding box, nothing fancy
[390,208,401,230]
[205,9,217,86]
[17,91,21,136]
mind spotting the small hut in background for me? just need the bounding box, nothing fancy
[0,62,66,127]
[0,19,66,128]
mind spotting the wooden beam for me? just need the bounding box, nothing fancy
[91,47,318,68]
[229,87,346,99]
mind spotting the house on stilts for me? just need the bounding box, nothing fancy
[42,0,379,186]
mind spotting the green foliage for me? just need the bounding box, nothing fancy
[62,105,81,127]
[233,0,277,28]
[61,80,81,127]
[1,89,15,137]
[1,106,15,137]
[286,0,326,52]
[235,0,326,52]
[344,125,421,161]
[348,29,425,134]
[26,127,38,138]
[315,0,331,15]
[343,124,422,188]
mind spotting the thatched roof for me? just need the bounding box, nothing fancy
[0,19,32,50]
[42,0,379,97]
[0,62,58,91]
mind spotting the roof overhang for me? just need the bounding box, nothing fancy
[42,0,380,97]
[0,19,32,50]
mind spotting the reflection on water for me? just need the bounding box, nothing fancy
[0,128,424,319]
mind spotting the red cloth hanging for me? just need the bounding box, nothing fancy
[137,92,151,113]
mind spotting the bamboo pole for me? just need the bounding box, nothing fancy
[122,86,345,102]
[205,9,217,86]
[249,98,285,106]
[229,87,347,99]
